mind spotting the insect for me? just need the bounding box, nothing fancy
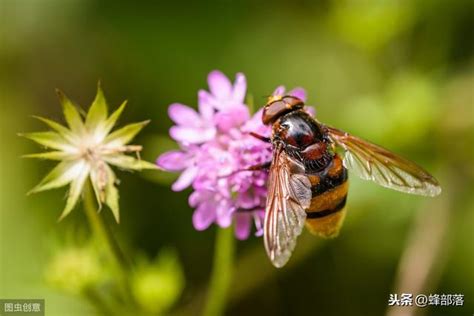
[251,95,441,268]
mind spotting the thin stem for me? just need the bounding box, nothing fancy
[173,210,369,316]
[83,287,114,316]
[202,227,235,316]
[83,180,129,271]
[83,180,138,312]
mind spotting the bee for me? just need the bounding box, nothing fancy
[251,95,441,268]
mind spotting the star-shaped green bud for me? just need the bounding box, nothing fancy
[21,83,158,222]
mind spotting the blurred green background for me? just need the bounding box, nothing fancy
[1,0,473,315]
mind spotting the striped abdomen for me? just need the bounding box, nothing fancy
[305,154,349,238]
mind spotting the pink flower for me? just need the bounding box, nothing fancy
[156,147,200,191]
[157,70,307,240]
[168,102,215,144]
[199,70,247,111]
[272,85,307,101]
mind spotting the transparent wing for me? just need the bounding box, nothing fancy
[325,125,441,197]
[264,145,312,268]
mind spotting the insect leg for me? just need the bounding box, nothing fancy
[246,161,271,171]
[249,132,271,143]
[218,161,271,179]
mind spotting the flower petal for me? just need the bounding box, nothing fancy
[189,190,205,207]
[241,108,266,132]
[32,116,76,143]
[89,165,106,208]
[172,166,198,191]
[192,202,216,231]
[168,103,201,126]
[105,165,120,223]
[169,126,215,144]
[28,160,85,194]
[85,82,108,132]
[304,106,316,117]
[214,104,250,132]
[237,191,259,209]
[58,163,90,221]
[22,151,72,161]
[56,89,85,134]
[197,95,215,121]
[20,131,76,152]
[216,203,233,228]
[104,155,158,171]
[103,100,127,135]
[208,70,232,99]
[156,151,188,171]
[104,120,150,147]
[232,73,247,103]
[253,210,265,237]
[288,87,307,101]
[272,85,285,97]
[234,213,251,240]
[198,89,217,107]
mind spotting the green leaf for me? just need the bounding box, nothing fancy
[20,131,72,151]
[85,82,108,132]
[58,164,90,221]
[104,155,158,171]
[28,161,81,194]
[56,89,85,134]
[105,120,150,146]
[22,151,72,161]
[105,165,120,223]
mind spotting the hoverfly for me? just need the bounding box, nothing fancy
[250,95,441,268]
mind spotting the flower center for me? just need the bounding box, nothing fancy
[83,147,98,162]
[78,137,102,162]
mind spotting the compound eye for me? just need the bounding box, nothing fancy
[262,100,287,125]
[283,96,304,108]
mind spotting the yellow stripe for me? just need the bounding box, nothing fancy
[305,207,347,238]
[307,180,349,212]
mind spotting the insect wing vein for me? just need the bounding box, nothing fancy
[325,125,441,197]
[264,147,311,268]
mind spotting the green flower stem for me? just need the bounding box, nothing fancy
[83,287,114,316]
[83,180,129,271]
[203,227,235,316]
[83,180,135,310]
